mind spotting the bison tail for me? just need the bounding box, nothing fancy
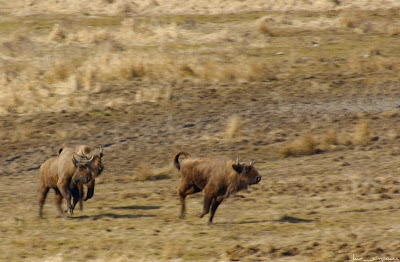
[173,151,190,171]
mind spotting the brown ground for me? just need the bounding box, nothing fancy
[1,1,400,261]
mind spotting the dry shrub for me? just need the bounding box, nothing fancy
[135,165,174,181]
[68,28,112,44]
[256,16,278,37]
[44,59,75,84]
[48,24,67,42]
[224,114,240,139]
[118,59,147,79]
[198,60,219,80]
[135,86,171,103]
[353,120,375,145]
[336,131,353,146]
[375,57,399,72]
[218,65,239,82]
[194,60,279,82]
[247,62,278,82]
[225,244,260,261]
[56,129,68,140]
[340,11,367,29]
[1,31,32,57]
[11,126,34,142]
[179,64,195,77]
[280,134,317,157]
[347,55,399,74]
[381,109,400,119]
[162,238,185,260]
[78,64,98,90]
[323,129,337,145]
[386,23,400,36]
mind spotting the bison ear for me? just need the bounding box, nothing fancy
[232,164,244,174]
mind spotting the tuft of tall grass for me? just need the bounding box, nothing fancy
[256,16,278,37]
[224,114,240,139]
[44,59,75,85]
[353,120,374,145]
[280,134,317,157]
[48,24,67,42]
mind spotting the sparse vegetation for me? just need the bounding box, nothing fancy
[224,114,240,139]
[1,1,400,261]
[281,134,317,157]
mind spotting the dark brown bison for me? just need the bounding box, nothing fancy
[58,145,104,210]
[174,151,261,224]
[39,150,94,218]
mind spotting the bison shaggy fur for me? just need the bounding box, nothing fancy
[58,145,104,210]
[39,148,94,218]
[174,151,261,224]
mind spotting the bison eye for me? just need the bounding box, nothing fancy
[245,166,252,174]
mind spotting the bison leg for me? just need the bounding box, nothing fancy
[75,182,84,211]
[83,179,95,201]
[209,198,223,224]
[71,186,81,212]
[54,188,64,217]
[54,189,65,217]
[57,180,73,216]
[38,185,49,219]
[178,184,201,219]
[199,194,213,219]
[178,190,186,219]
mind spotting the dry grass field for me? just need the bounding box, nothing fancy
[1,1,400,261]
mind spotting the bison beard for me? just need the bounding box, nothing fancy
[174,151,261,224]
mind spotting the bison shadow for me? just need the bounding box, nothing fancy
[111,205,161,210]
[72,213,156,220]
[276,215,313,223]
[218,215,314,225]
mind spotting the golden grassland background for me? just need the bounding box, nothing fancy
[1,1,400,261]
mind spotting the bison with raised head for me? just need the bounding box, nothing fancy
[174,151,261,224]
[39,150,94,218]
[58,145,104,210]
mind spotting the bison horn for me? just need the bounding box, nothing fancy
[88,155,94,162]
[250,160,253,166]
[235,157,239,165]
[72,155,81,166]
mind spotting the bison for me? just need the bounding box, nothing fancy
[174,151,261,224]
[39,150,94,218]
[58,145,104,210]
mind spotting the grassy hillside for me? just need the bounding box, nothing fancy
[1,1,400,261]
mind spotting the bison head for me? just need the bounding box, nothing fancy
[86,146,104,178]
[232,158,261,185]
[72,155,93,184]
